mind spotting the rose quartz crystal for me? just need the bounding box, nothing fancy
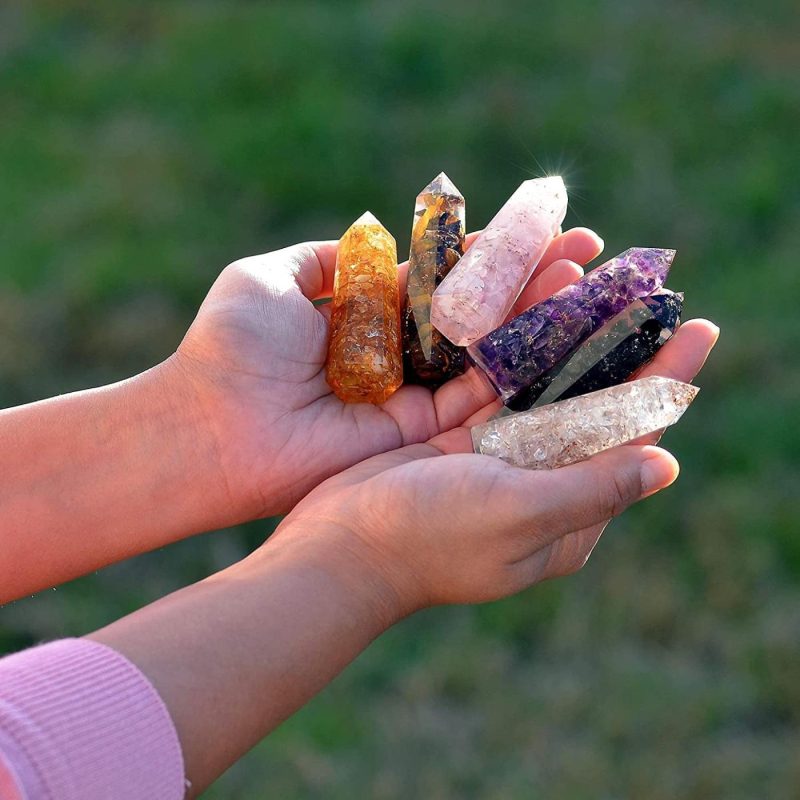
[430,176,567,346]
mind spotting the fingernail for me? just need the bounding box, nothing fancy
[640,451,680,495]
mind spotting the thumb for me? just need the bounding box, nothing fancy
[510,445,679,542]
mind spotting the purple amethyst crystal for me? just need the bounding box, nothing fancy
[497,289,683,413]
[467,247,675,403]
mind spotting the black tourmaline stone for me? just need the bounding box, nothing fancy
[500,289,683,412]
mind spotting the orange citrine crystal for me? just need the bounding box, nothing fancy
[325,212,403,404]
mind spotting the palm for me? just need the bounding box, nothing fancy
[280,311,719,603]
[178,231,610,514]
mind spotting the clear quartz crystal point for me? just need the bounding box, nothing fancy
[472,376,699,469]
[431,176,567,346]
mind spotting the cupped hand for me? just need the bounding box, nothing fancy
[173,228,604,517]
[268,318,719,613]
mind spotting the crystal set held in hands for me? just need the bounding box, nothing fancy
[324,174,699,469]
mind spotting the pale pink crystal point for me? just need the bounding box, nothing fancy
[430,176,568,346]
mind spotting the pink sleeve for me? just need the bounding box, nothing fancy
[0,638,185,800]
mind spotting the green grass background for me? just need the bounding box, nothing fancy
[1,1,799,797]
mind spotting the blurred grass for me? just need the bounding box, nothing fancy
[1,1,799,797]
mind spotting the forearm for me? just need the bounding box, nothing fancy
[0,357,238,602]
[88,525,399,796]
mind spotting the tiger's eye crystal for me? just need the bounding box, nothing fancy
[402,173,467,388]
[325,212,402,404]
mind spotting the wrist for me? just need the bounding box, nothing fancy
[252,518,418,633]
[128,355,247,533]
[165,348,272,522]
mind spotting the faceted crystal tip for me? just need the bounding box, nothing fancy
[624,247,676,265]
[529,175,565,189]
[642,289,684,328]
[352,210,381,227]
[619,247,677,287]
[655,247,677,262]
[521,175,567,198]
[419,171,462,200]
[648,375,700,406]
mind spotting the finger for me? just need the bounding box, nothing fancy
[430,366,497,434]
[273,225,602,303]
[507,259,583,319]
[380,384,440,444]
[499,444,679,548]
[428,423,477,455]
[463,230,482,251]
[544,525,607,579]
[627,318,719,446]
[505,227,602,319]
[510,524,607,590]
[637,318,720,383]
[316,300,332,321]
[537,227,604,272]
[235,241,339,301]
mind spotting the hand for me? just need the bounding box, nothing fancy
[172,228,605,518]
[269,319,719,613]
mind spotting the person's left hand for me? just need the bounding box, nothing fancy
[171,228,604,518]
[267,317,719,612]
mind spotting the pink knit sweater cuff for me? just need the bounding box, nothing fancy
[0,638,185,800]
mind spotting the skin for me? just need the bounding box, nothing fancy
[0,226,719,796]
[1,227,604,599]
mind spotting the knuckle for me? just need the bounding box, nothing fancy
[599,469,641,518]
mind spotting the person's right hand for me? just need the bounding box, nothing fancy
[171,229,603,519]
[268,319,719,614]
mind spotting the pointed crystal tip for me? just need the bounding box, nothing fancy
[352,211,381,227]
[649,375,699,403]
[419,171,462,199]
[623,247,677,261]
[524,175,566,192]
[619,247,677,286]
